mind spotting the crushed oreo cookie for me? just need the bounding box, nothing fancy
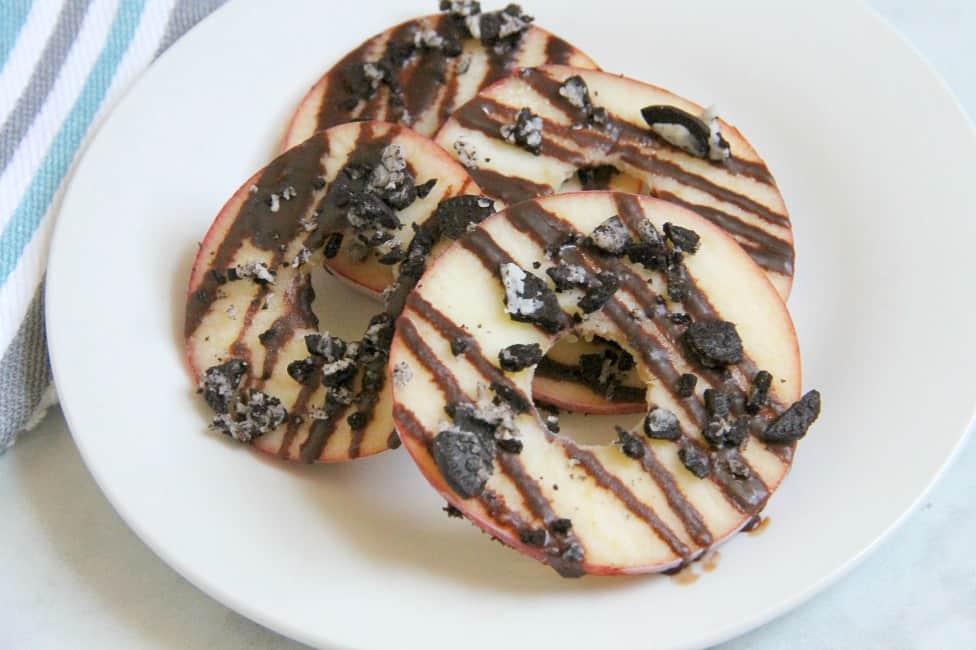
[346,192,399,238]
[641,104,730,161]
[433,195,495,239]
[286,358,318,385]
[664,222,701,254]
[440,0,480,17]
[450,336,470,356]
[499,262,567,333]
[703,389,731,419]
[322,356,358,387]
[724,454,752,480]
[703,415,748,449]
[684,319,744,368]
[433,406,497,498]
[578,271,620,313]
[678,442,710,478]
[677,372,698,397]
[587,215,631,256]
[616,427,645,459]
[666,257,689,301]
[557,75,608,126]
[443,502,464,518]
[577,345,636,401]
[305,333,347,361]
[415,178,438,198]
[450,3,534,48]
[550,518,573,536]
[498,343,543,372]
[368,144,417,210]
[413,26,462,57]
[745,370,772,414]
[210,389,287,443]
[360,313,395,362]
[453,136,479,168]
[759,390,821,443]
[342,60,391,103]
[669,312,692,326]
[500,107,544,155]
[520,528,548,547]
[497,438,524,454]
[199,359,248,414]
[546,262,589,292]
[490,381,531,413]
[377,244,406,265]
[644,407,681,440]
[230,261,275,285]
[626,219,668,270]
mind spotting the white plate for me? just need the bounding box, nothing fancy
[46,1,976,648]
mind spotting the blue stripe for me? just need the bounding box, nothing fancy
[0,0,33,71]
[0,0,147,286]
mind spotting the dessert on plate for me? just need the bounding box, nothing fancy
[389,192,818,575]
[182,0,822,579]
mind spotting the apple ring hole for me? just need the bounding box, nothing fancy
[531,331,648,447]
[556,165,647,195]
[309,260,382,341]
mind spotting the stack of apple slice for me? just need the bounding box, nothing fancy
[184,1,820,577]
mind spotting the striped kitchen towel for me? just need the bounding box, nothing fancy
[0,0,226,452]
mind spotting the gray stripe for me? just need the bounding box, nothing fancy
[154,0,227,58]
[0,281,51,450]
[0,0,93,177]
[1,0,232,449]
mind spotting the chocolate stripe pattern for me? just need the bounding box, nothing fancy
[185,121,481,463]
[390,191,805,574]
[436,65,795,297]
[282,10,598,148]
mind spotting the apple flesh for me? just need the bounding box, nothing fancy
[389,192,805,575]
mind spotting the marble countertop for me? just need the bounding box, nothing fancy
[3,1,975,648]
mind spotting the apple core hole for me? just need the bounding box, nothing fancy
[531,332,648,447]
[310,266,381,342]
[556,164,647,195]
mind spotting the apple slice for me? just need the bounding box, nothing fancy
[282,4,598,150]
[389,192,819,575]
[435,65,794,298]
[434,64,794,415]
[185,120,483,462]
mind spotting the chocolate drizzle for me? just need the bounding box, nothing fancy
[395,304,585,576]
[304,14,593,139]
[446,67,794,278]
[185,135,329,338]
[503,198,775,512]
[560,442,691,559]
